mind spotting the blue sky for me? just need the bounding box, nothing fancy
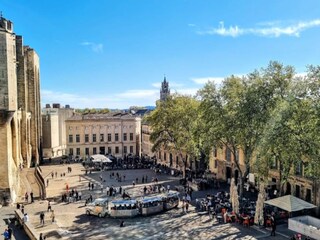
[2,0,320,109]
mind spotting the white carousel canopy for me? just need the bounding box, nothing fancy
[265,195,316,212]
[91,154,112,163]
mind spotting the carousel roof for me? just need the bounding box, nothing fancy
[264,195,316,212]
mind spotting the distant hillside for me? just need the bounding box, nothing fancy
[144,106,156,110]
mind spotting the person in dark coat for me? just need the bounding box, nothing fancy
[270,215,276,236]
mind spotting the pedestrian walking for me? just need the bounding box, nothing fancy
[47,201,51,212]
[25,192,28,203]
[120,220,124,227]
[40,212,45,226]
[30,191,34,203]
[7,225,13,240]
[21,204,24,214]
[2,229,9,240]
[270,214,276,236]
[50,210,55,223]
[78,191,82,200]
[186,202,189,213]
[46,179,49,187]
[51,172,54,179]
[39,233,44,240]
[23,213,29,223]
[55,172,57,178]
[7,226,12,240]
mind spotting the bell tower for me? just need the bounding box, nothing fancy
[160,76,170,101]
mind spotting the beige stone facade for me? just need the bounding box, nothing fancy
[65,112,141,159]
[208,146,246,182]
[0,16,42,203]
[42,103,75,158]
[141,123,153,158]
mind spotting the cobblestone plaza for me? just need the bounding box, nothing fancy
[0,163,296,240]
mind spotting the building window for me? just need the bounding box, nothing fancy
[214,147,217,157]
[85,148,89,155]
[124,146,127,154]
[100,134,104,142]
[306,189,312,203]
[99,147,105,155]
[115,146,119,154]
[214,160,218,168]
[85,134,89,143]
[130,133,134,141]
[68,135,73,143]
[69,148,73,155]
[130,146,133,153]
[296,161,302,175]
[235,149,239,162]
[115,133,119,142]
[176,156,179,165]
[76,148,80,155]
[76,134,80,143]
[93,134,96,142]
[108,133,111,142]
[271,156,278,169]
[93,147,97,154]
[123,133,127,141]
[226,147,231,161]
[164,153,167,161]
[108,147,111,154]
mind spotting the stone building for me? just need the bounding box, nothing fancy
[208,144,320,210]
[42,103,74,158]
[0,16,42,203]
[65,112,141,159]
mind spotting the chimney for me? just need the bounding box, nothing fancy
[52,103,61,108]
[45,104,51,108]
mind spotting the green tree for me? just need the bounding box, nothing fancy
[145,94,201,178]
[199,61,295,197]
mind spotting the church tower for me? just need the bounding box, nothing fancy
[160,76,170,101]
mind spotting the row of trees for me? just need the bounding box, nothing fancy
[75,108,110,114]
[146,61,320,197]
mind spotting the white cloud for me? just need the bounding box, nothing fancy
[80,41,104,53]
[295,72,307,78]
[188,23,196,27]
[198,19,320,37]
[152,82,161,88]
[116,89,158,99]
[191,77,224,85]
[41,89,159,109]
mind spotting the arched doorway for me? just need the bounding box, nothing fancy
[234,170,239,185]
[169,153,173,167]
[11,119,17,164]
[285,182,291,195]
[226,167,232,183]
